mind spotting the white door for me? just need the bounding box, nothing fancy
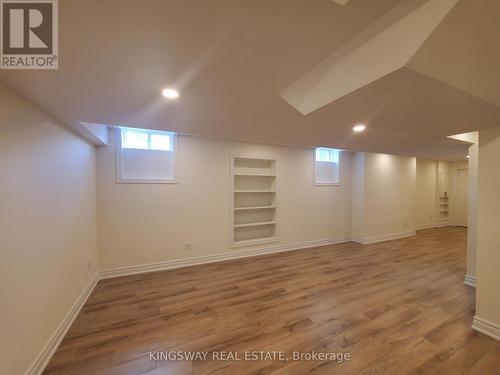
[456,169,469,227]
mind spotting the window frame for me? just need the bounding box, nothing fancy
[115,127,178,184]
[121,127,173,151]
[313,147,341,186]
[315,147,339,163]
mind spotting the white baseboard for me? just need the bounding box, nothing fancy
[434,221,452,228]
[464,274,476,287]
[26,275,99,375]
[416,223,436,230]
[416,222,452,230]
[351,230,416,245]
[99,237,350,279]
[472,316,500,341]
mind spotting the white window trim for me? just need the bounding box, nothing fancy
[115,127,178,184]
[313,148,341,187]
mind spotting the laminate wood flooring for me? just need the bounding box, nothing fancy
[44,227,500,375]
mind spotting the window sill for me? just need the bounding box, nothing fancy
[116,178,178,184]
[314,182,341,186]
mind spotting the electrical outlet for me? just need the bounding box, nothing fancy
[184,242,191,250]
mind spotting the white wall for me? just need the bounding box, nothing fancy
[416,159,437,229]
[475,128,500,332]
[98,137,437,270]
[0,84,99,375]
[364,153,416,239]
[351,152,416,242]
[351,152,365,240]
[97,129,353,270]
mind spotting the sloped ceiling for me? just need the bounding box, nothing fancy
[1,0,499,161]
[281,0,459,115]
[407,0,500,108]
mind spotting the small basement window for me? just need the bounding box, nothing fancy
[122,127,173,151]
[116,127,177,183]
[314,147,341,185]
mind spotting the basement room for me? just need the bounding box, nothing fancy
[1,0,500,374]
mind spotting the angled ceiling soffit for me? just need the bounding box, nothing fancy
[281,0,458,115]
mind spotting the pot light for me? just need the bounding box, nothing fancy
[162,88,179,99]
[353,124,366,132]
[466,155,470,159]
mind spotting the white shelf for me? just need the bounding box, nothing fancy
[234,206,276,211]
[234,221,276,228]
[234,190,276,193]
[232,156,278,246]
[234,156,275,162]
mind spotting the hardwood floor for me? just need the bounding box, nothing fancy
[44,227,500,374]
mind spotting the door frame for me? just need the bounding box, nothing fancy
[453,167,469,227]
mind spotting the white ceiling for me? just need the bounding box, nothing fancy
[1,0,499,160]
[281,0,459,115]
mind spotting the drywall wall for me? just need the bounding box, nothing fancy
[363,153,416,240]
[351,152,365,240]
[0,84,99,375]
[351,152,416,243]
[475,127,500,333]
[97,129,353,270]
[416,159,437,229]
[98,134,455,267]
[80,122,109,146]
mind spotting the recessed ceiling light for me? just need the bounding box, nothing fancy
[353,124,366,132]
[162,88,179,99]
[466,155,470,158]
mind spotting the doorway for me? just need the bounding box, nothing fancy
[456,169,469,227]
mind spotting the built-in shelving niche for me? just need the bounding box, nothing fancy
[439,196,450,219]
[232,156,277,247]
[438,170,450,221]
